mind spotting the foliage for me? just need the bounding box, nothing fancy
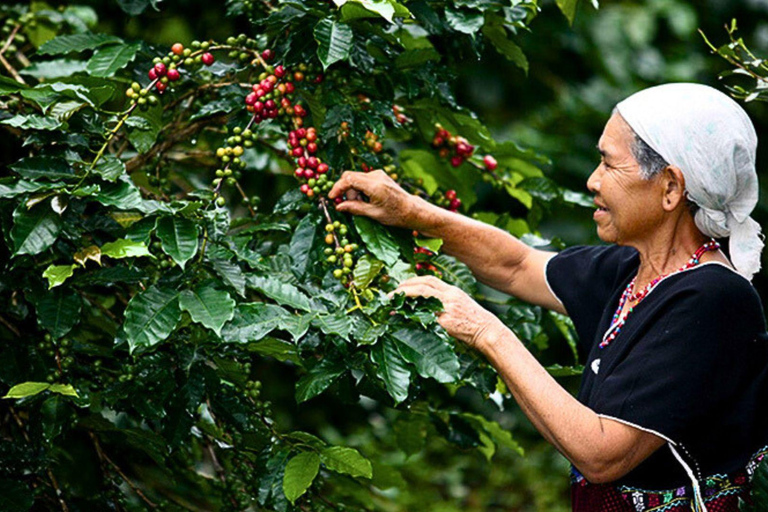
[0,0,587,510]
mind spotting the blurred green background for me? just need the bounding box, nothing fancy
[8,1,768,509]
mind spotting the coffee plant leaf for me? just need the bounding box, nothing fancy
[43,264,76,289]
[100,239,151,259]
[752,458,768,509]
[296,356,347,403]
[482,13,528,73]
[353,216,400,266]
[445,7,485,36]
[180,284,236,336]
[283,451,321,504]
[314,18,354,70]
[38,33,123,55]
[0,480,35,512]
[248,275,314,312]
[320,446,373,479]
[123,285,181,351]
[85,42,141,77]
[33,289,82,339]
[371,336,411,404]
[556,0,579,25]
[156,216,200,269]
[391,327,460,384]
[221,303,287,343]
[3,382,52,399]
[352,254,384,289]
[432,254,477,294]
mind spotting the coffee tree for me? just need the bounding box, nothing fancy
[0,0,587,510]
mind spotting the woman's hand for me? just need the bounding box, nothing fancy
[393,275,505,352]
[328,170,422,229]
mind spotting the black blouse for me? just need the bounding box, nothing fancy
[546,245,768,489]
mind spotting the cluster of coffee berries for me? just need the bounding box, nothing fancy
[37,334,74,382]
[393,104,410,124]
[146,41,215,94]
[432,124,476,167]
[212,126,253,205]
[413,246,442,276]
[124,82,160,110]
[430,189,462,212]
[244,65,303,124]
[289,127,334,199]
[363,130,383,153]
[323,222,359,282]
[338,121,351,140]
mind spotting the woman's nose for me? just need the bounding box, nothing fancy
[586,165,601,194]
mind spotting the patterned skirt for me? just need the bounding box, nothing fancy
[570,447,767,512]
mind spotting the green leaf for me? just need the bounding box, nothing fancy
[482,14,528,73]
[432,254,477,294]
[3,382,51,399]
[395,48,441,69]
[352,254,384,289]
[314,18,354,69]
[394,414,427,457]
[296,357,346,403]
[320,446,373,479]
[100,239,151,259]
[415,237,443,253]
[38,33,122,55]
[43,264,77,289]
[336,0,408,23]
[180,284,235,336]
[545,364,584,377]
[289,214,318,278]
[0,480,34,512]
[371,337,411,404]
[94,155,125,182]
[86,42,141,77]
[353,216,400,266]
[248,276,313,312]
[1,114,63,131]
[313,311,354,340]
[249,337,300,364]
[11,203,62,257]
[123,285,181,351]
[10,156,76,180]
[391,328,459,383]
[556,0,579,25]
[156,216,200,269]
[0,179,59,198]
[462,413,524,457]
[47,384,79,397]
[210,257,246,297]
[34,290,82,339]
[19,60,88,79]
[0,75,27,94]
[445,8,485,36]
[283,452,320,504]
[753,458,768,509]
[222,303,287,343]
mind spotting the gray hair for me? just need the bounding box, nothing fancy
[632,134,669,180]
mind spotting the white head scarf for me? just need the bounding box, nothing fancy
[616,83,763,281]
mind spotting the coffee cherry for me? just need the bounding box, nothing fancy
[171,43,184,56]
[201,52,215,66]
[148,68,158,80]
[154,62,167,76]
[483,155,498,171]
[216,196,226,207]
[167,68,180,81]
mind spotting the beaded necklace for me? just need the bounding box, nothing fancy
[599,239,720,349]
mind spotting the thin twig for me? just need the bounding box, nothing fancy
[0,313,20,337]
[0,52,25,84]
[0,24,21,55]
[89,432,158,509]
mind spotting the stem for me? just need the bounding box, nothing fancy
[0,313,21,337]
[0,52,25,84]
[0,24,21,55]
[89,432,157,509]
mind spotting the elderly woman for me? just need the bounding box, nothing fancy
[329,84,768,511]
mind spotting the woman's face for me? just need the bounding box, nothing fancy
[587,114,665,246]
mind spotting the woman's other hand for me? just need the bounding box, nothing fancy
[328,170,421,229]
[393,275,505,352]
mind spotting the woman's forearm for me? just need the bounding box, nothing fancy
[409,196,532,293]
[476,321,662,482]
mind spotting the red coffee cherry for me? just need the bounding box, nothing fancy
[201,52,215,66]
[483,155,498,171]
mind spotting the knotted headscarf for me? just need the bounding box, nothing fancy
[616,83,763,281]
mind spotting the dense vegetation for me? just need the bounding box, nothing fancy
[1,0,767,510]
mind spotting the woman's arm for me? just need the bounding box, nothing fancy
[480,320,665,482]
[393,276,665,483]
[328,170,565,313]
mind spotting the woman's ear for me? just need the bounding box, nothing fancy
[660,165,686,212]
